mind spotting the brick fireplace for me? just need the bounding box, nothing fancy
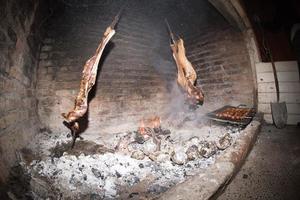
[36,0,254,135]
[0,0,257,196]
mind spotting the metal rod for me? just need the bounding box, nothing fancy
[110,1,127,29]
[164,18,176,44]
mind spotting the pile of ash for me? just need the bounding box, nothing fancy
[16,123,243,199]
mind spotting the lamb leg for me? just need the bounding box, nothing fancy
[61,10,123,147]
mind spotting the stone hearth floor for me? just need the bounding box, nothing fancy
[217,124,300,200]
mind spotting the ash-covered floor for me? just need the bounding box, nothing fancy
[218,124,300,200]
[1,123,299,199]
[0,110,244,199]
[23,121,237,199]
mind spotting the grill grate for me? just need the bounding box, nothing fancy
[206,105,256,126]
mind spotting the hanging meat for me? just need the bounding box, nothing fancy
[61,10,123,147]
[165,19,204,105]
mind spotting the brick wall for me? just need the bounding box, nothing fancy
[37,0,173,135]
[0,0,50,183]
[185,26,254,110]
[158,0,254,110]
[36,0,254,135]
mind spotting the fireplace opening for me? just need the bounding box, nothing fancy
[37,0,254,135]
[0,0,258,199]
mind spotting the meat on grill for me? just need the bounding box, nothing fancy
[215,107,252,121]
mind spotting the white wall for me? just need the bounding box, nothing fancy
[256,61,300,125]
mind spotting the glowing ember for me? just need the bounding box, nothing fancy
[139,119,146,135]
[151,116,161,129]
[138,116,161,137]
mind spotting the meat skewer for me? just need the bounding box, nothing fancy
[61,8,124,148]
[165,19,204,105]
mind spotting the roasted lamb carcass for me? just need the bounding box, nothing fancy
[61,26,115,123]
[171,38,204,105]
[61,11,122,147]
[165,20,204,105]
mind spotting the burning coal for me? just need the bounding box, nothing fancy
[138,116,161,136]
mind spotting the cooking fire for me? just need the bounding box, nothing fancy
[12,3,256,199]
[20,114,244,199]
[0,0,265,199]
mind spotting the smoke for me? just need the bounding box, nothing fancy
[143,12,212,125]
[167,82,186,110]
[151,58,207,121]
[166,81,208,115]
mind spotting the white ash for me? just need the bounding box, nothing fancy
[142,138,158,155]
[171,147,188,165]
[131,150,145,160]
[25,123,243,199]
[198,141,218,158]
[28,152,215,199]
[217,133,232,150]
[149,151,170,162]
[28,130,71,157]
[186,145,200,160]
